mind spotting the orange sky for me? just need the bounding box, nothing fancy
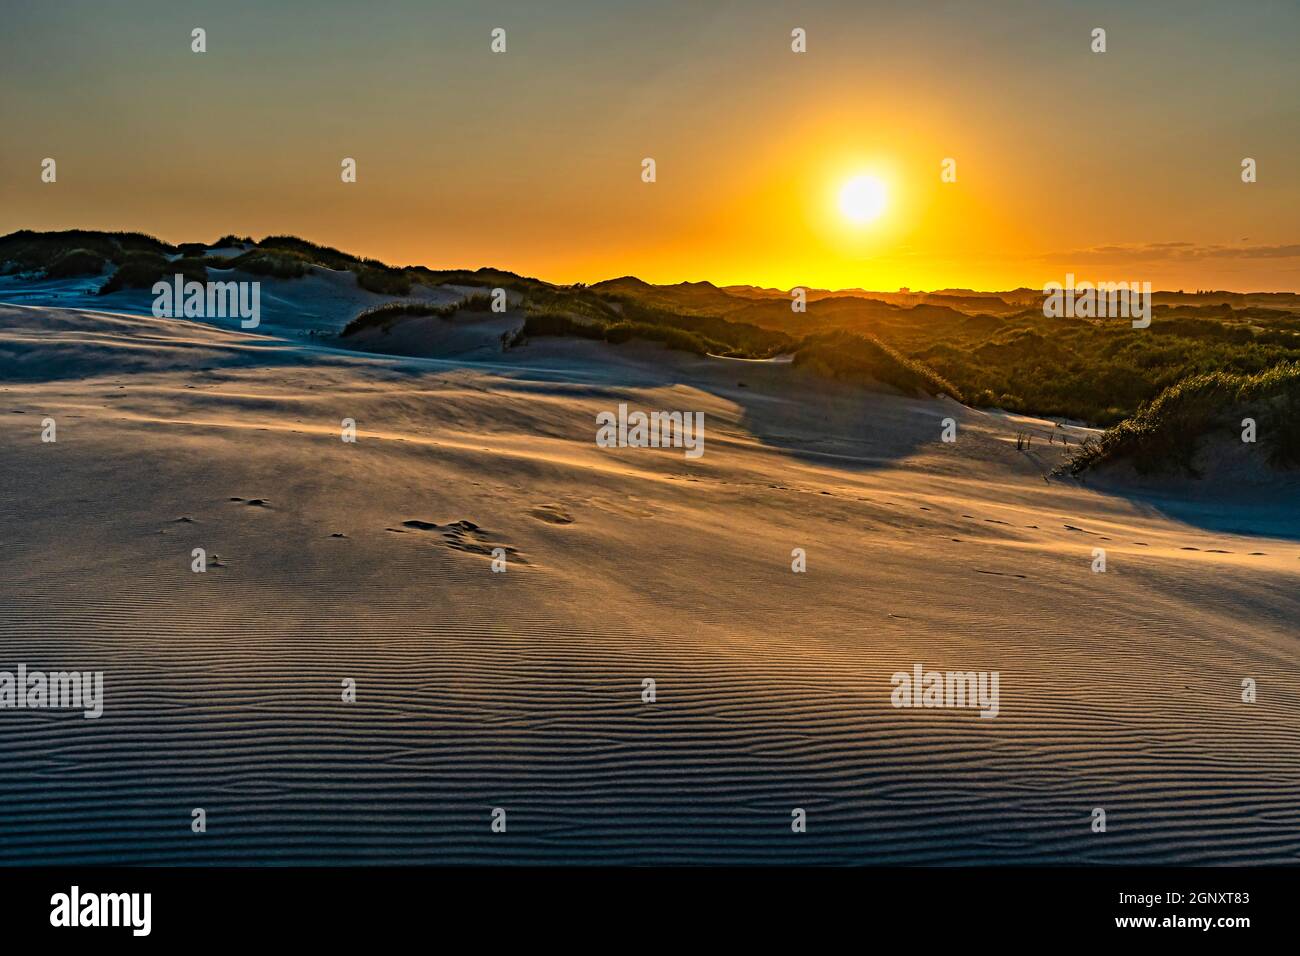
[2,0,1297,291]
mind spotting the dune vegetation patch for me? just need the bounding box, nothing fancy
[224,249,313,279]
[100,253,208,294]
[517,299,794,359]
[1066,362,1300,476]
[793,331,961,400]
[0,229,174,277]
[519,310,719,356]
[342,299,468,336]
[910,313,1300,426]
[43,248,109,279]
[352,263,412,296]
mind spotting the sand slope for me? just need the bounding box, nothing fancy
[1,299,1297,864]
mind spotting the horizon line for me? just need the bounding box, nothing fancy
[6,224,1300,298]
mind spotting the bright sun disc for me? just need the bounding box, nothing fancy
[838,175,887,224]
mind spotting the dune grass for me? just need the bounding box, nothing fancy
[0,229,174,275]
[911,313,1300,426]
[352,264,412,296]
[520,308,746,357]
[225,249,313,279]
[1066,362,1300,475]
[99,253,208,295]
[255,236,360,271]
[708,292,1300,425]
[341,300,464,336]
[43,248,109,279]
[793,331,962,400]
[517,292,795,359]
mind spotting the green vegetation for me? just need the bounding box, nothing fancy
[254,235,359,270]
[99,253,207,295]
[341,300,462,336]
[0,229,173,277]
[43,248,109,278]
[907,310,1300,426]
[793,331,962,400]
[519,311,723,356]
[353,264,412,296]
[712,295,1300,426]
[1066,363,1300,476]
[225,249,312,279]
[413,267,553,295]
[518,290,795,358]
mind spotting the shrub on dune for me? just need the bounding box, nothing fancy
[517,297,787,358]
[43,248,109,278]
[793,331,962,400]
[256,235,359,270]
[341,293,515,337]
[341,300,461,336]
[99,252,207,295]
[1066,362,1300,476]
[0,229,173,275]
[603,320,718,355]
[352,266,413,296]
[518,310,607,341]
[518,309,723,356]
[420,267,548,296]
[227,249,312,279]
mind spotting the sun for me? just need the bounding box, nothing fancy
[838,174,888,224]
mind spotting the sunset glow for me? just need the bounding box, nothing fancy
[0,0,1296,292]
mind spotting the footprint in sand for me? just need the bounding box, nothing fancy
[528,505,574,525]
[400,520,439,531]
[394,519,528,564]
[443,522,527,563]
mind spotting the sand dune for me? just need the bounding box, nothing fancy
[1,299,1297,864]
